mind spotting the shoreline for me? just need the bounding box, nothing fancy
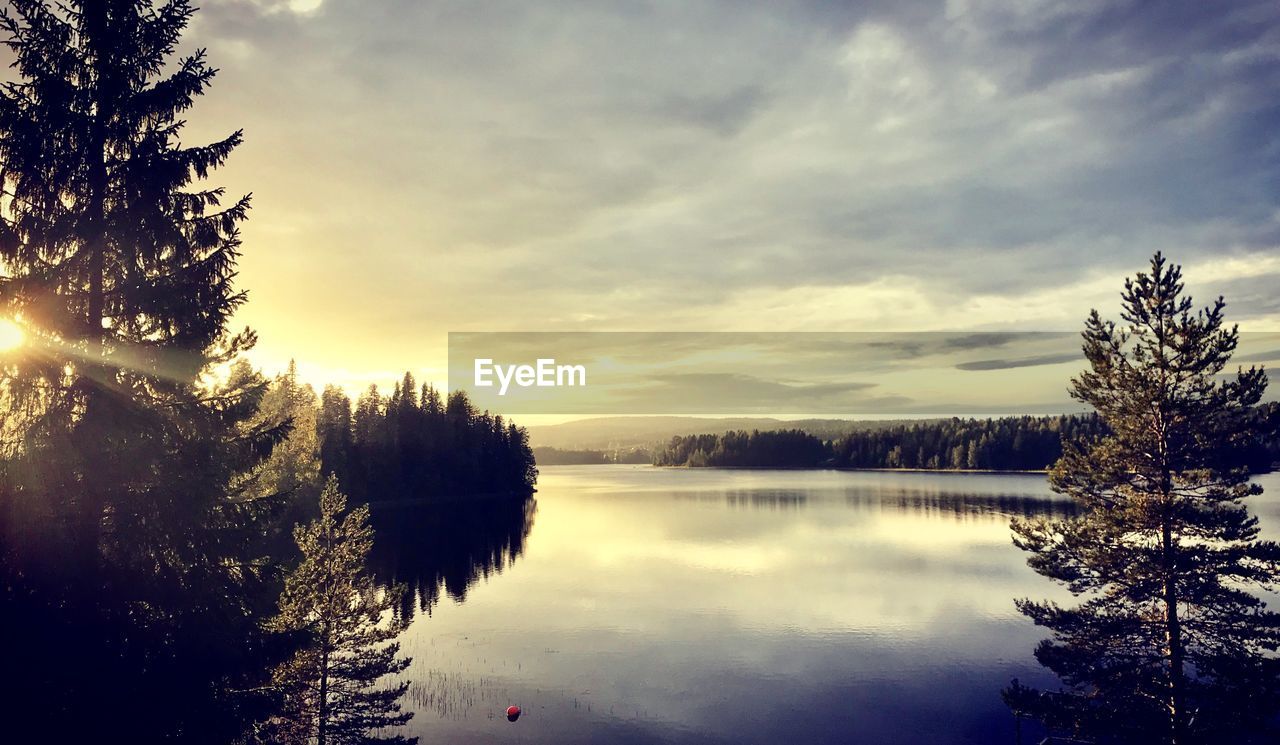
[547,463,1050,475]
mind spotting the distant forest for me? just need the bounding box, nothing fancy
[831,414,1107,470]
[653,408,1280,471]
[533,446,650,465]
[653,429,831,468]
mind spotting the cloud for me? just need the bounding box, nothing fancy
[161,0,1280,390]
[638,372,879,409]
[955,353,1081,371]
[1237,349,1280,363]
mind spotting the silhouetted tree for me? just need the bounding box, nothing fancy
[264,476,416,745]
[0,1,277,739]
[318,384,356,490]
[316,379,537,503]
[1009,254,1280,744]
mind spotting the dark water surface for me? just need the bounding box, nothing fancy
[370,466,1280,744]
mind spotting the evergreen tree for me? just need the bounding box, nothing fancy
[249,360,322,501]
[1009,254,1280,744]
[0,0,258,548]
[0,1,276,739]
[318,384,355,490]
[265,475,416,745]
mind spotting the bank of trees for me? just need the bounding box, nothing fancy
[652,413,1279,472]
[831,415,1109,470]
[250,363,539,508]
[653,429,830,467]
[316,374,537,504]
[653,416,1112,470]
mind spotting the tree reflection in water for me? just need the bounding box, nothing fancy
[367,494,538,624]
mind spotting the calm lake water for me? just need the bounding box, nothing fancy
[370,466,1280,745]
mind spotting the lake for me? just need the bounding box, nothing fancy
[370,466,1280,745]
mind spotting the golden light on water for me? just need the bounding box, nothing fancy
[0,318,26,351]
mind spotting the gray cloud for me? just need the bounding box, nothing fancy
[161,0,1280,385]
[1237,350,1280,363]
[956,353,1082,371]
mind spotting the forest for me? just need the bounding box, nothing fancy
[316,373,537,504]
[652,429,831,468]
[652,409,1280,471]
[830,414,1108,470]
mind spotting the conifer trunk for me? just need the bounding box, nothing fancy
[1163,521,1186,745]
[1155,321,1186,745]
[79,0,112,572]
[318,638,329,745]
[318,522,333,745]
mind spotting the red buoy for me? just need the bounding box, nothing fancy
[506,705,521,722]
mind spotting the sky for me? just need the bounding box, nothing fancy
[448,331,1280,416]
[173,0,1280,397]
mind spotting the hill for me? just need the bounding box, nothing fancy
[525,416,933,452]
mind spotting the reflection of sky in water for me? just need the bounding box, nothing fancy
[390,467,1280,745]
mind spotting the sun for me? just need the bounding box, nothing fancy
[0,318,26,351]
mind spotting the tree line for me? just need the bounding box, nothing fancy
[653,410,1278,472]
[316,373,537,505]
[652,429,830,467]
[832,414,1109,470]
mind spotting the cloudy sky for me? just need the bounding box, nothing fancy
[448,331,1280,416]
[177,0,1280,393]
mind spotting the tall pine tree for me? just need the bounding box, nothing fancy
[1009,254,1280,744]
[0,1,277,739]
[264,475,416,745]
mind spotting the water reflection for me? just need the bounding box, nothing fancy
[672,477,1079,518]
[368,493,537,623]
[362,469,1280,744]
[844,487,1078,520]
[676,488,809,509]
[388,466,1091,745]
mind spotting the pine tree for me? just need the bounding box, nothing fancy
[0,0,261,566]
[249,360,322,501]
[1009,254,1280,744]
[266,475,416,745]
[318,384,355,489]
[0,1,276,739]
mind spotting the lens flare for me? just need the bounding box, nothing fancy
[0,318,25,351]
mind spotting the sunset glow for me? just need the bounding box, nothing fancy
[0,318,24,352]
